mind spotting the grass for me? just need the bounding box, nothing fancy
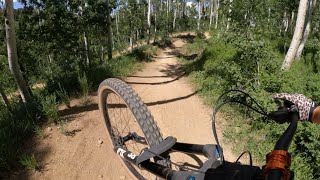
[33,125,44,139]
[78,74,90,99]
[57,120,67,135]
[19,154,38,171]
[57,83,71,108]
[40,94,59,124]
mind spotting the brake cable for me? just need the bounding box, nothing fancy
[212,89,269,165]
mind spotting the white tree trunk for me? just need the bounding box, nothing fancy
[268,7,271,24]
[4,0,32,103]
[209,0,214,30]
[215,0,219,29]
[167,0,170,33]
[296,0,317,58]
[48,54,53,64]
[197,0,202,30]
[130,35,133,52]
[290,10,295,33]
[154,1,158,43]
[115,13,120,48]
[101,46,104,62]
[282,0,309,70]
[173,0,177,30]
[226,0,233,30]
[284,12,289,32]
[147,0,151,44]
[116,13,119,37]
[106,0,113,59]
[83,32,90,66]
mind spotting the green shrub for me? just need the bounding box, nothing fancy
[87,64,113,89]
[87,55,143,90]
[131,45,158,61]
[106,56,143,77]
[155,36,173,48]
[40,94,59,124]
[196,31,206,39]
[178,38,207,59]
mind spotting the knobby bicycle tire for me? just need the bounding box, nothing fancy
[98,78,164,179]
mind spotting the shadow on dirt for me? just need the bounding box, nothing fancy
[126,63,185,85]
[169,50,201,60]
[59,104,98,117]
[146,91,199,106]
[57,90,199,116]
[4,137,54,180]
[128,75,171,78]
[125,73,186,85]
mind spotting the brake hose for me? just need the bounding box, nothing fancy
[211,89,269,164]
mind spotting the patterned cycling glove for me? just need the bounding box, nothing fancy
[273,93,316,121]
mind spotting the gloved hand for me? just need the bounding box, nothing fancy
[273,93,315,121]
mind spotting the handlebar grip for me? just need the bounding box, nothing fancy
[268,108,291,123]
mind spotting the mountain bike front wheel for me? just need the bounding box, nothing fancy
[98,78,164,180]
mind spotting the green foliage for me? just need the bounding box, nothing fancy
[106,55,143,77]
[155,36,173,48]
[131,45,158,61]
[196,31,206,39]
[40,94,59,124]
[179,37,206,59]
[0,101,40,171]
[19,154,38,171]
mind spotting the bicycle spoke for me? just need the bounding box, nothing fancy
[105,91,157,179]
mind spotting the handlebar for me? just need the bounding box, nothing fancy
[274,109,299,150]
[264,107,299,180]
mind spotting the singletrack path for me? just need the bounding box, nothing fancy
[13,38,235,180]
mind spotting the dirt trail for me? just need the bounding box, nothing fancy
[12,38,235,180]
